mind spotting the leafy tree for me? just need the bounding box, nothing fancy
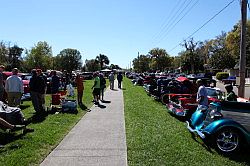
[226,20,250,67]
[109,64,121,70]
[133,54,150,72]
[8,45,24,70]
[178,51,204,73]
[208,32,236,69]
[24,41,53,71]
[95,54,110,70]
[148,48,171,71]
[182,38,199,74]
[84,59,99,72]
[196,40,213,65]
[171,56,181,69]
[0,42,24,71]
[55,48,82,72]
[0,41,8,65]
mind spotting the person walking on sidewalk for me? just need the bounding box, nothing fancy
[117,72,123,89]
[5,68,23,107]
[92,72,100,105]
[108,72,114,90]
[99,73,106,101]
[75,74,84,105]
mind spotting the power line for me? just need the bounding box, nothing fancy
[152,0,191,44]
[151,0,183,41]
[156,0,199,44]
[168,0,236,54]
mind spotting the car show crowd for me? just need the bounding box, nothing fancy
[0,65,124,135]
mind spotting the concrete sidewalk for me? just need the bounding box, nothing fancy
[41,81,127,166]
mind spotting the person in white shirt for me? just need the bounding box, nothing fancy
[109,72,115,90]
[5,68,23,107]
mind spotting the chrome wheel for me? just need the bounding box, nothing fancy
[216,129,240,153]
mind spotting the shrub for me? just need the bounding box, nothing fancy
[216,72,229,80]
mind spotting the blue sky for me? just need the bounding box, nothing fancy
[0,0,249,69]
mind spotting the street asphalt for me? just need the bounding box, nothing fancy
[40,81,127,166]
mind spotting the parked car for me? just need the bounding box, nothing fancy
[222,76,236,85]
[186,101,250,153]
[160,76,198,104]
[167,87,222,118]
[19,73,32,94]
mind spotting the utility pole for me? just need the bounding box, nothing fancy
[238,0,247,97]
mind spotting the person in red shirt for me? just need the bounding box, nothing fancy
[75,74,84,105]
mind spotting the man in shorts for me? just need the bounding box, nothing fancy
[92,72,100,105]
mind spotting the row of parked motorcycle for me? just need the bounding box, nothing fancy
[128,73,250,154]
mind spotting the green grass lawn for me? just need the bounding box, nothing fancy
[123,78,250,166]
[0,80,94,166]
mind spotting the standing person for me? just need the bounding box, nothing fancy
[5,68,23,107]
[225,84,237,101]
[117,72,123,89]
[51,70,60,94]
[75,74,84,105]
[37,69,47,111]
[91,72,100,105]
[29,69,46,114]
[0,65,5,101]
[108,72,115,90]
[99,73,106,101]
[196,79,208,108]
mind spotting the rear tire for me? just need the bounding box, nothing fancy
[213,128,241,154]
[161,94,169,104]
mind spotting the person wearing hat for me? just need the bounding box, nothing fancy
[0,65,5,101]
[196,79,208,108]
[225,84,237,101]
[5,68,23,107]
